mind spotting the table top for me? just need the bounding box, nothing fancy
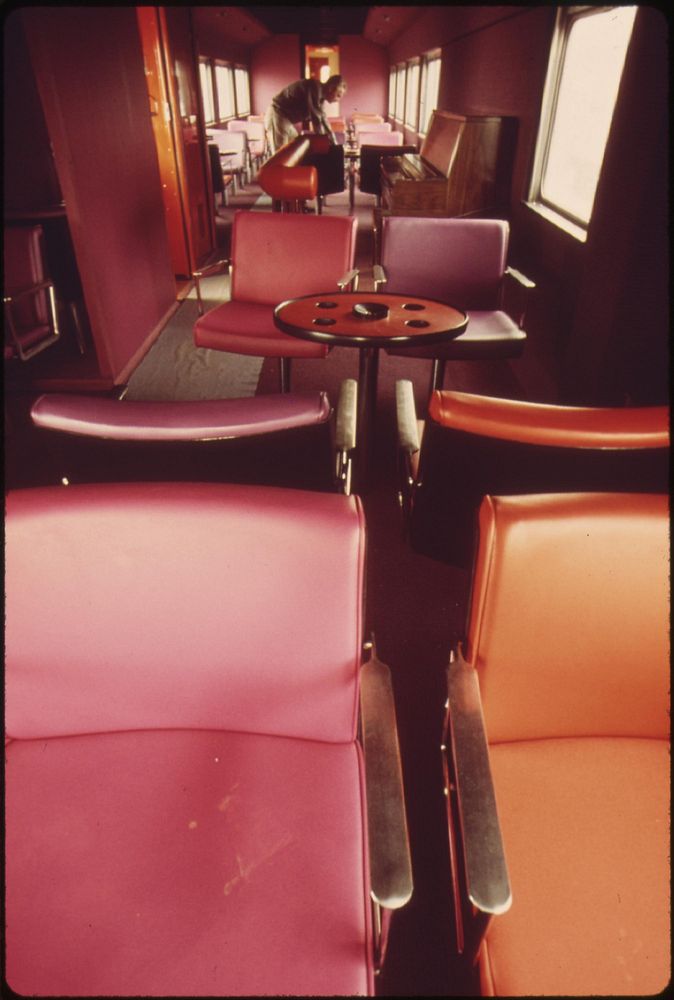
[274,291,468,348]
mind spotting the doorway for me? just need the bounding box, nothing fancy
[304,45,341,116]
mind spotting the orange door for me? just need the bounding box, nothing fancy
[136,7,190,278]
[160,6,214,270]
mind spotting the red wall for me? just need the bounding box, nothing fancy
[251,35,300,116]
[21,7,176,382]
[337,36,388,121]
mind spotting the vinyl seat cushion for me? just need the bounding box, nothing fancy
[386,310,525,360]
[481,737,670,997]
[6,728,373,997]
[194,299,328,357]
[30,391,332,441]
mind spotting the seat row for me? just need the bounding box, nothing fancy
[6,476,669,996]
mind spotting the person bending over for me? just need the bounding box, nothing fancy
[265,75,347,154]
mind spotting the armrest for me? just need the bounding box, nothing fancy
[335,378,357,495]
[337,268,359,292]
[395,380,422,526]
[360,639,413,968]
[504,265,536,328]
[4,280,60,360]
[395,379,420,455]
[444,646,511,920]
[192,258,230,316]
[372,264,387,291]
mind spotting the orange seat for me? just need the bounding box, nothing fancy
[443,492,670,995]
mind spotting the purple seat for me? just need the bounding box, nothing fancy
[5,482,412,996]
[193,210,359,391]
[4,224,60,361]
[27,384,358,493]
[374,217,535,396]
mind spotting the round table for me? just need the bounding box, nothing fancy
[274,291,468,484]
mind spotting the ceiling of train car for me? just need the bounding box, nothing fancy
[245,6,370,43]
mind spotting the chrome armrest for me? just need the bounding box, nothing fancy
[395,379,420,456]
[192,258,230,316]
[335,378,357,496]
[360,638,413,970]
[4,280,60,360]
[504,265,536,328]
[395,380,421,524]
[372,264,387,292]
[443,645,511,959]
[337,268,359,292]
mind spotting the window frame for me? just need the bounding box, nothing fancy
[528,5,637,240]
[404,60,420,130]
[214,61,236,121]
[234,66,251,118]
[198,57,216,126]
[389,50,441,135]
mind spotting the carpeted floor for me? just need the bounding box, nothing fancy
[123,271,263,401]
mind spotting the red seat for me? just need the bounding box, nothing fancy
[443,492,670,995]
[5,482,412,996]
[193,210,358,391]
[375,217,534,395]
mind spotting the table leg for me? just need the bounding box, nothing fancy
[356,346,379,488]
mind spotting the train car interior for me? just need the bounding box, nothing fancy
[4,4,670,997]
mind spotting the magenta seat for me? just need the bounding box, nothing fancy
[193,210,358,391]
[375,217,534,394]
[30,389,331,440]
[5,483,411,996]
[23,386,358,493]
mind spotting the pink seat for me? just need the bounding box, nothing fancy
[357,129,402,147]
[193,210,358,391]
[5,482,412,996]
[25,387,358,493]
[375,217,534,395]
[4,224,61,361]
[227,118,265,167]
[443,492,670,995]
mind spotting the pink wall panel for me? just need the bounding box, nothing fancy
[337,37,388,121]
[22,7,176,381]
[251,35,300,116]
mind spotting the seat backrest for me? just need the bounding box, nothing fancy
[228,118,265,149]
[4,224,50,328]
[465,492,670,742]
[6,483,365,744]
[355,121,392,133]
[209,127,247,167]
[381,217,509,308]
[359,130,402,147]
[230,209,357,305]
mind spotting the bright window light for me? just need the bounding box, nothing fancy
[215,64,235,119]
[535,6,636,229]
[234,68,250,117]
[199,60,215,124]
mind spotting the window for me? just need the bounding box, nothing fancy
[530,5,637,237]
[199,59,215,124]
[388,67,396,118]
[405,62,420,130]
[215,63,235,120]
[419,55,441,134]
[395,65,406,122]
[234,67,250,117]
